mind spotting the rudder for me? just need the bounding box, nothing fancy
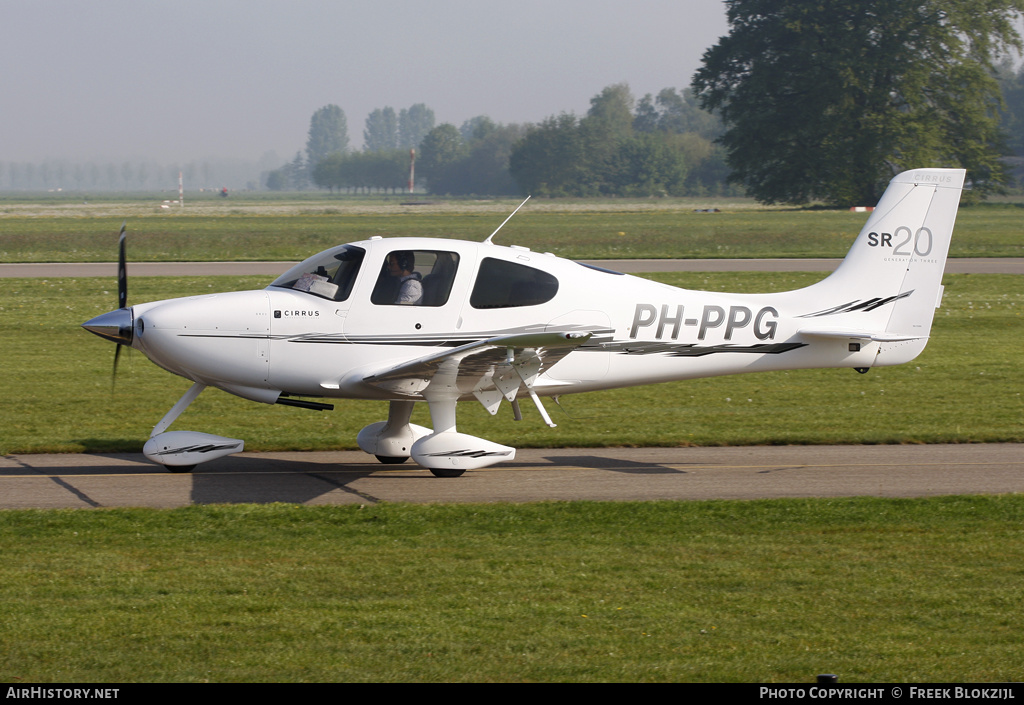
[800,168,966,365]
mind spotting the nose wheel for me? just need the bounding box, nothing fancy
[428,467,466,478]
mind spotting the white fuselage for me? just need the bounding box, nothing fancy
[130,236,879,406]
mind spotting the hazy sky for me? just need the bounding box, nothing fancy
[1,0,729,165]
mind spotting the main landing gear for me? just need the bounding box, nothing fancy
[358,398,515,477]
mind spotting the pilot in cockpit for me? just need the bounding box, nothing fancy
[386,251,423,305]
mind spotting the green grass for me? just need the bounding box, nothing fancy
[2,498,1023,682]
[1,272,1021,455]
[1,200,1022,262]
[3,197,1021,685]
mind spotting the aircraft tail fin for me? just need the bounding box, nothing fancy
[796,168,965,366]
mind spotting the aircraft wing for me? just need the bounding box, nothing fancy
[361,329,596,421]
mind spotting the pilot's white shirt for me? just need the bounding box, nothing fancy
[396,273,423,305]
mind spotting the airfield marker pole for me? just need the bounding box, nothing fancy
[179,171,184,207]
[408,149,415,193]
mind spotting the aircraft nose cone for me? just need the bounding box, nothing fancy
[82,308,134,346]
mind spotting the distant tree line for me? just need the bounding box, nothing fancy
[0,157,273,192]
[311,150,410,194]
[508,84,730,197]
[269,85,733,197]
[264,103,437,192]
[415,118,528,195]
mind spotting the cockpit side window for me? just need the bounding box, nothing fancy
[269,245,365,302]
[371,250,460,307]
[469,257,559,309]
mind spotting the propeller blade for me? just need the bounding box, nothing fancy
[117,222,128,309]
[112,343,122,393]
[115,222,128,392]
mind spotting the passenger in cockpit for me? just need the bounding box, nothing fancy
[387,251,423,305]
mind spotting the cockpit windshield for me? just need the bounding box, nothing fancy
[269,245,365,302]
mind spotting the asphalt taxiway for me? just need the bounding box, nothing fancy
[2,444,1022,509]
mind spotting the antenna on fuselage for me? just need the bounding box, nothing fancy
[483,195,531,245]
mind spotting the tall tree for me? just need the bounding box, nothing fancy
[692,0,1024,205]
[633,94,661,134]
[509,113,590,196]
[417,123,466,193]
[289,151,310,190]
[399,103,436,149]
[997,60,1024,156]
[459,122,527,194]
[364,107,399,152]
[635,89,721,139]
[305,104,349,170]
[460,115,497,141]
[579,83,637,193]
[585,82,635,141]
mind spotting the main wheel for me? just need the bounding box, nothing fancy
[166,465,196,473]
[429,467,466,478]
[375,455,409,464]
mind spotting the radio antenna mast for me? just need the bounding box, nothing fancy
[484,195,531,244]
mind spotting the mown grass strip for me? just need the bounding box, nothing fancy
[1,497,1022,682]
[1,202,1023,262]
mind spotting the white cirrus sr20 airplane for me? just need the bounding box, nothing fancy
[83,168,965,477]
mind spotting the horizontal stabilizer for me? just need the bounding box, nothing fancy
[798,327,925,343]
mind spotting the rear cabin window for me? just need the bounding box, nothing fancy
[370,250,460,307]
[469,257,559,309]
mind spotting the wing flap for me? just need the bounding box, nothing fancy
[362,330,594,405]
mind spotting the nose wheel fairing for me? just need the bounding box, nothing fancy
[141,382,245,470]
[143,431,244,468]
